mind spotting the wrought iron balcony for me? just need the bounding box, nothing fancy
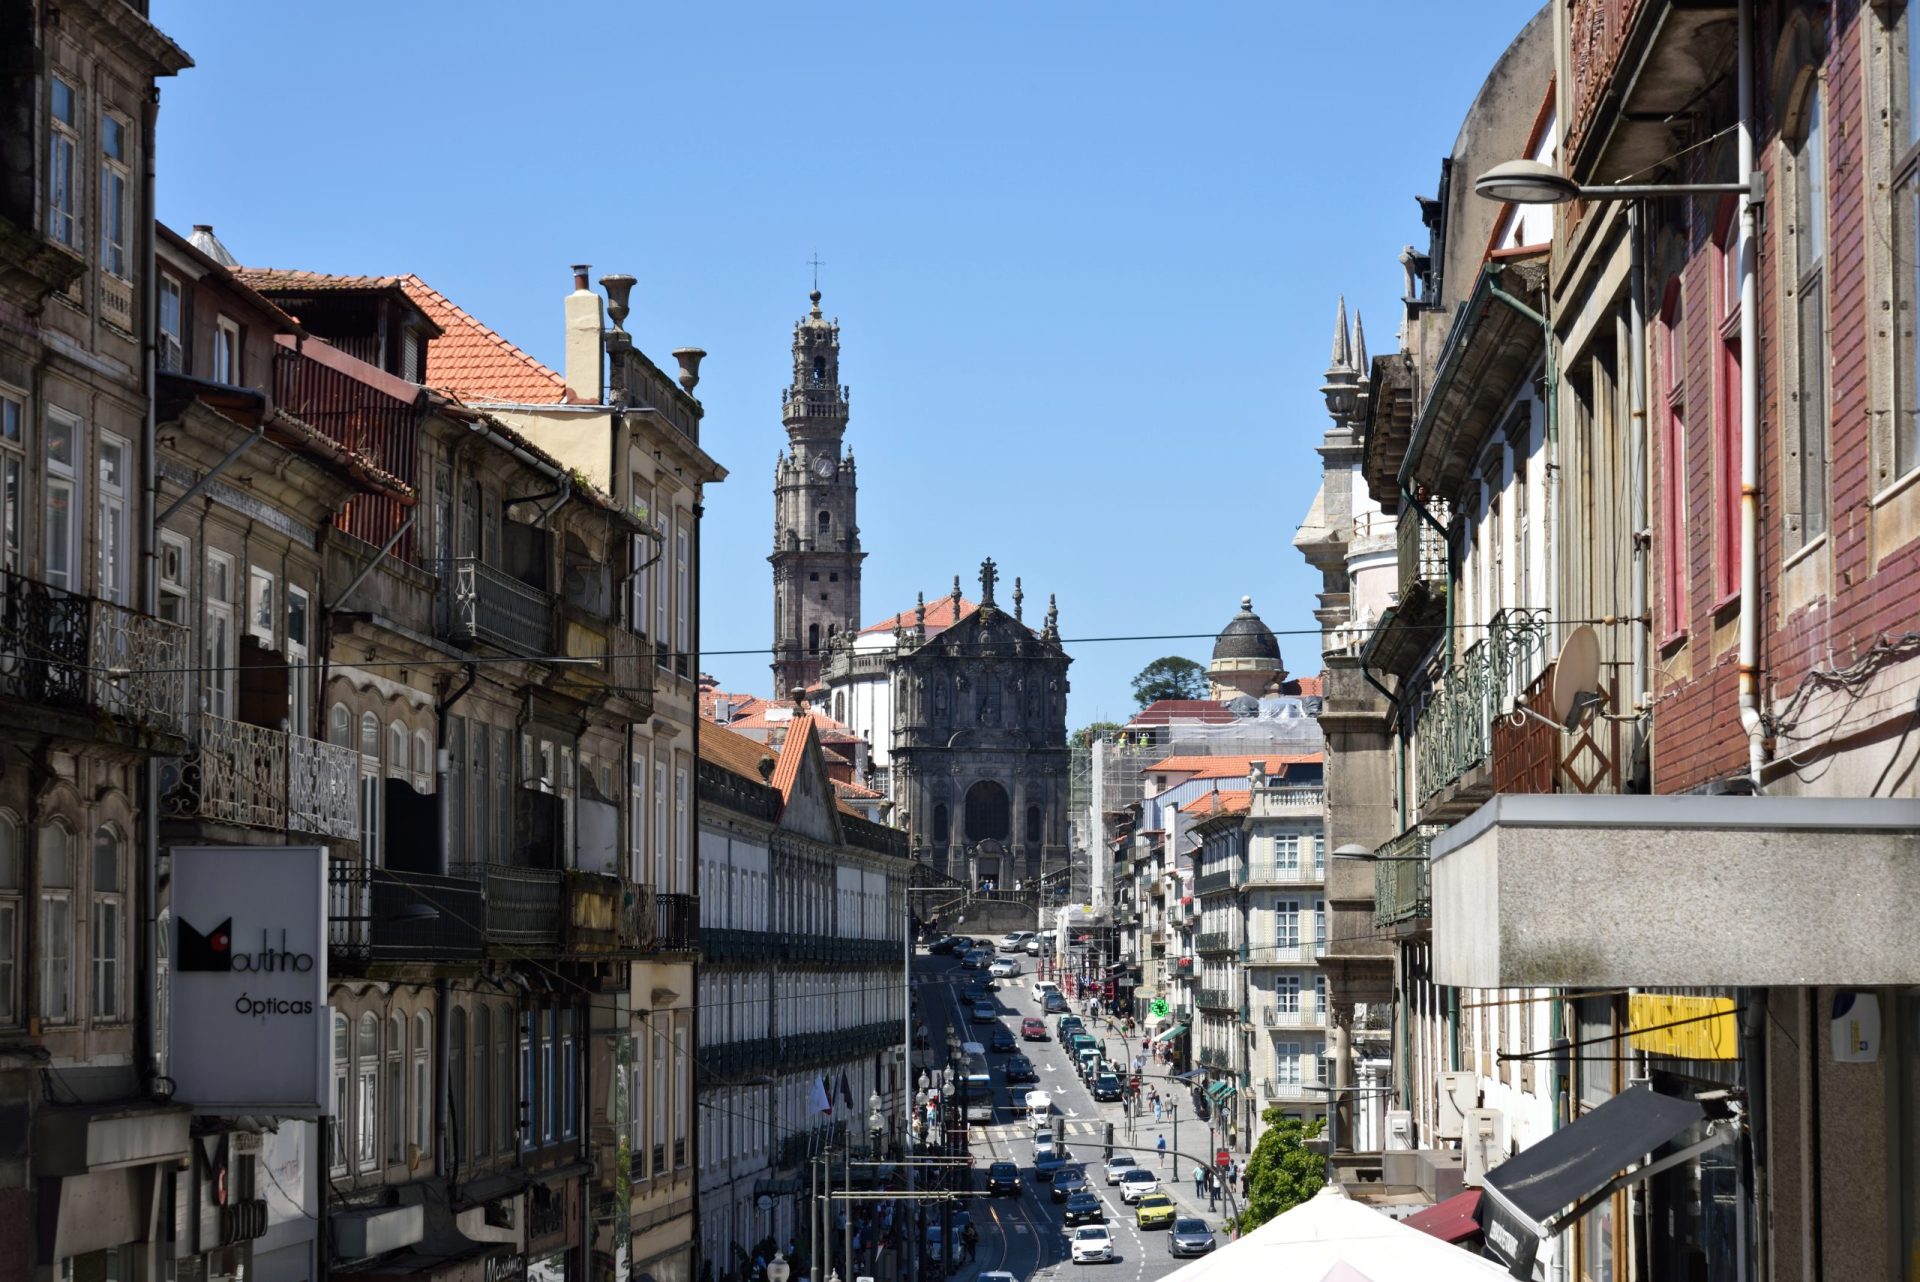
[329,860,484,965]
[1257,1004,1320,1029]
[1244,938,1321,965]
[1414,608,1550,804]
[0,568,189,740]
[651,892,699,953]
[1259,1077,1313,1101]
[442,557,553,656]
[1194,870,1236,897]
[1396,503,1449,598]
[1197,1045,1231,1069]
[161,714,358,839]
[1196,987,1235,1012]
[1373,825,1443,930]
[1242,861,1324,888]
[480,865,563,950]
[1195,931,1234,956]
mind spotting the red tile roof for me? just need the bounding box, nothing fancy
[1294,675,1325,697]
[1181,789,1252,817]
[1128,699,1235,726]
[1145,753,1322,780]
[396,276,580,404]
[769,714,817,799]
[862,595,978,636]
[699,723,778,784]
[834,779,885,801]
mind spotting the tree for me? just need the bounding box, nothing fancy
[1237,1111,1325,1232]
[1069,721,1125,753]
[1131,655,1207,707]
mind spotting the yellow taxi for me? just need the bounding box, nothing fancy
[1136,1193,1177,1230]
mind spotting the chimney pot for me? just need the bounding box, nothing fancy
[572,264,592,291]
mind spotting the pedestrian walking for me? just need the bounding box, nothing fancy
[1157,1133,1168,1167]
[1153,1097,1163,1123]
[1192,1164,1205,1196]
[1207,1173,1219,1211]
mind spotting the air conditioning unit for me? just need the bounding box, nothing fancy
[1462,1108,1507,1185]
[1434,1070,1476,1140]
[1384,1110,1412,1151]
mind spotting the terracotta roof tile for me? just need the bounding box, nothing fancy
[394,275,579,404]
[834,779,885,800]
[234,267,408,293]
[699,723,778,785]
[1144,753,1323,779]
[1294,676,1324,697]
[769,714,816,799]
[1181,789,1252,817]
[1128,699,1235,726]
[861,595,978,637]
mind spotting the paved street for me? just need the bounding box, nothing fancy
[915,949,1236,1282]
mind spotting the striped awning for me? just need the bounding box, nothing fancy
[1207,1080,1237,1102]
[1152,1022,1189,1045]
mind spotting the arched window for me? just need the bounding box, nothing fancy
[932,804,950,845]
[833,692,845,723]
[414,730,433,792]
[1025,805,1042,845]
[91,825,123,1020]
[449,1007,468,1166]
[808,623,820,655]
[817,510,831,533]
[329,702,351,748]
[388,721,408,780]
[812,355,826,383]
[37,820,73,1025]
[964,781,1011,842]
[385,1014,404,1165]
[360,712,380,760]
[357,1012,381,1171]
[331,1013,350,1172]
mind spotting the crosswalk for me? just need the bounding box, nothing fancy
[974,1119,1104,1143]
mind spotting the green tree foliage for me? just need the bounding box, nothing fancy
[1130,655,1207,708]
[1069,721,1125,753]
[1237,1111,1325,1232]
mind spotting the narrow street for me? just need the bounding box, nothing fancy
[913,947,1233,1282]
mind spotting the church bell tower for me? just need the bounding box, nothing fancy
[771,288,864,693]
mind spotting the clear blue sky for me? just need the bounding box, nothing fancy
[155,1,1543,725]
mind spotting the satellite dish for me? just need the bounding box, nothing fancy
[1549,625,1604,731]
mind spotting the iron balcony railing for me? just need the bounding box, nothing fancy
[1258,1003,1322,1029]
[1373,825,1443,928]
[1260,1078,1314,1101]
[444,557,553,656]
[1195,931,1234,956]
[161,714,358,839]
[1244,938,1321,965]
[1196,987,1235,1011]
[1396,502,1450,597]
[1242,861,1324,888]
[480,865,564,948]
[0,569,189,738]
[1194,870,1236,897]
[1415,608,1550,803]
[328,861,484,964]
[652,892,699,953]
[1197,1045,1231,1069]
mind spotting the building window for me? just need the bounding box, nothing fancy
[100,115,128,279]
[38,820,73,1025]
[48,76,80,249]
[414,1011,432,1157]
[1896,6,1920,482]
[0,813,16,1025]
[1787,78,1829,547]
[1275,1041,1302,1087]
[560,1008,578,1142]
[540,1008,557,1143]
[1275,975,1300,1013]
[205,552,235,718]
[388,721,408,782]
[653,758,669,889]
[90,826,122,1021]
[676,525,691,658]
[159,276,184,372]
[248,566,275,643]
[449,1006,467,1167]
[1711,199,1743,602]
[331,1013,350,1172]
[360,711,382,867]
[287,586,311,736]
[1025,804,1042,844]
[0,394,20,575]
[1274,899,1299,949]
[676,763,690,890]
[44,408,80,591]
[93,431,126,600]
[654,512,671,652]
[360,1013,382,1174]
[1660,285,1688,636]
[651,1018,668,1172]
[384,1013,403,1166]
[213,316,240,385]
[932,803,949,845]
[520,1010,535,1151]
[495,1005,512,1152]
[673,1012,690,1167]
[157,532,189,625]
[474,1004,492,1156]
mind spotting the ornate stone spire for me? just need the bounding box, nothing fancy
[950,575,962,620]
[979,557,999,607]
[1321,295,1362,424]
[1352,311,1368,371]
[1013,576,1024,623]
[1043,594,1060,642]
[915,591,926,641]
[1329,295,1352,371]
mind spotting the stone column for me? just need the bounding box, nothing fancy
[1331,1004,1354,1154]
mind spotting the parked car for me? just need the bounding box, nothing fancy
[1103,1154,1138,1185]
[929,935,959,955]
[1070,1226,1114,1264]
[1092,1073,1122,1102]
[1168,1218,1216,1257]
[1063,1192,1106,1226]
[986,1160,1021,1196]
[1032,981,1061,1005]
[988,957,1022,978]
[1024,936,1044,955]
[961,950,994,969]
[1049,1167,1090,1202]
[1043,991,1070,1014]
[998,931,1030,952]
[1021,1017,1048,1040]
[970,1001,998,1024]
[1135,1194,1177,1230]
[1118,1168,1160,1204]
[1057,1016,1085,1039]
[1002,1054,1037,1083]
[989,1026,1018,1053]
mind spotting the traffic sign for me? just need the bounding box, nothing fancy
[1216,1148,1231,1168]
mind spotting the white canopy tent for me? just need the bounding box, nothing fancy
[1156,1186,1510,1282]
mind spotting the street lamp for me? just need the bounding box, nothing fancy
[768,1254,791,1282]
[1472,157,1759,205]
[1330,843,1426,864]
[868,1091,886,1157]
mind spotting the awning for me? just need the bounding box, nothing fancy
[1404,1188,1483,1244]
[1480,1086,1729,1277]
[1151,1023,1188,1045]
[1206,1080,1237,1103]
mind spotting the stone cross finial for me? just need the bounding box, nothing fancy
[1013,577,1024,622]
[1044,593,1059,640]
[915,592,926,638]
[979,557,998,606]
[951,575,962,618]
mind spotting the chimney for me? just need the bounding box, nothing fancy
[564,264,603,403]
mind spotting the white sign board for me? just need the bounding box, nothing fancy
[170,846,329,1114]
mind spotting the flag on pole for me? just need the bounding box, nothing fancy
[838,1073,855,1113]
[811,1075,833,1115]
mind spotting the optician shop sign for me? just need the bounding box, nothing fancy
[170,846,329,1114]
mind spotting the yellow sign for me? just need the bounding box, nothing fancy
[1627,994,1739,1060]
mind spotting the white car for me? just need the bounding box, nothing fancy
[1118,1167,1160,1204]
[1033,981,1060,1005]
[1071,1225,1115,1264]
[1025,936,1044,956]
[1033,1128,1057,1163]
[999,931,1030,952]
[1103,1154,1139,1185]
[988,958,1021,978]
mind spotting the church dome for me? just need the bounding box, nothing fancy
[1211,596,1282,665]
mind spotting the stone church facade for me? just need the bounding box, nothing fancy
[764,290,1072,889]
[770,289,863,694]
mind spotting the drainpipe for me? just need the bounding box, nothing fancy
[1625,204,1652,764]
[1736,0,1766,791]
[137,81,163,1104]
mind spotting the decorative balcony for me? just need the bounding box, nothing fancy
[1257,1003,1321,1030]
[1374,825,1442,931]
[161,714,358,839]
[1197,1045,1231,1069]
[1242,861,1324,889]
[1414,609,1550,806]
[651,892,699,953]
[1259,1078,1313,1102]
[1244,938,1321,966]
[442,557,553,656]
[1194,870,1236,897]
[480,865,563,950]
[1250,786,1324,817]
[1396,502,1449,598]
[0,569,189,741]
[329,861,484,966]
[1195,931,1234,956]
[1196,987,1235,1012]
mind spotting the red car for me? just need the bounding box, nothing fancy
[1021,1017,1048,1041]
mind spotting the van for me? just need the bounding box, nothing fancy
[1024,1089,1053,1129]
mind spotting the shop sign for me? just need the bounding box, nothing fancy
[169,846,328,1113]
[1626,994,1738,1060]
